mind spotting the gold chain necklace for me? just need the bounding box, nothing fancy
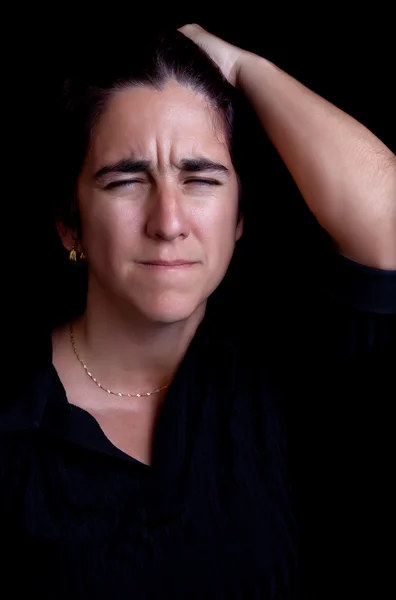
[69,324,169,398]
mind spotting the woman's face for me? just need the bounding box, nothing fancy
[70,80,242,324]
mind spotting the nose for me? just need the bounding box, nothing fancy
[145,182,191,242]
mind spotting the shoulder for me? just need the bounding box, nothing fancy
[317,251,396,315]
[0,331,55,434]
[0,331,58,508]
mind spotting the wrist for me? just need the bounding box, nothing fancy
[234,51,262,89]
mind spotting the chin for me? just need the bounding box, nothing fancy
[134,292,207,325]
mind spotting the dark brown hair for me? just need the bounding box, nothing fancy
[55,29,240,233]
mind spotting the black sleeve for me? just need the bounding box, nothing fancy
[312,251,396,363]
[319,251,396,315]
[287,253,395,597]
[236,247,395,368]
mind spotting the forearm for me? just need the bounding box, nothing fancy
[238,53,396,268]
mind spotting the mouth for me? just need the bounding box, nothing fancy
[137,260,199,269]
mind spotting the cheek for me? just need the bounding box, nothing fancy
[193,199,239,260]
[81,199,143,254]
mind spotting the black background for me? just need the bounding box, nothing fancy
[5,12,396,595]
[11,10,395,341]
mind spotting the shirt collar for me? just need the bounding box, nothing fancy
[1,363,53,432]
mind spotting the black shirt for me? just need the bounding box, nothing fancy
[1,254,395,599]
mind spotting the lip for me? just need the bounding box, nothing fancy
[137,260,198,268]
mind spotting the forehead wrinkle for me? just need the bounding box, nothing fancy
[87,83,231,175]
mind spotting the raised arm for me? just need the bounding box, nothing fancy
[180,24,396,269]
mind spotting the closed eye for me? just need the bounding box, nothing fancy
[105,179,144,190]
[185,178,221,186]
[104,178,221,190]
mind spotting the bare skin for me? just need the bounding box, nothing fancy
[55,81,241,464]
[54,25,395,464]
[180,24,396,268]
[52,327,168,465]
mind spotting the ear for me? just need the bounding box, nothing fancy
[235,214,244,242]
[56,221,82,252]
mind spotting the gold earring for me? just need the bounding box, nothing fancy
[69,245,86,262]
[69,245,77,262]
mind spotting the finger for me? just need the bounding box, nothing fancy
[178,23,206,42]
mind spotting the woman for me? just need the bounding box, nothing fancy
[1,25,395,598]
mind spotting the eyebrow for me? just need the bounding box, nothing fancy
[94,157,230,180]
[179,158,229,174]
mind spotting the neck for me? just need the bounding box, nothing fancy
[72,285,206,394]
